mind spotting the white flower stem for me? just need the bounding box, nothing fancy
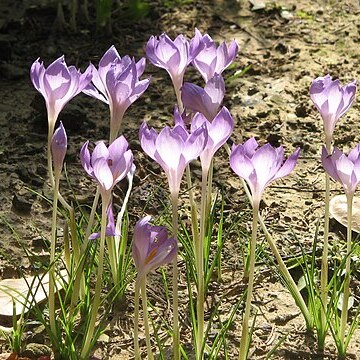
[171,193,180,360]
[134,276,141,360]
[238,201,259,360]
[196,167,209,359]
[81,193,110,359]
[319,139,332,348]
[140,275,154,360]
[340,192,353,345]
[49,175,59,339]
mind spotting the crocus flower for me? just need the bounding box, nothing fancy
[132,216,177,278]
[80,136,133,195]
[192,32,238,83]
[89,204,119,240]
[83,46,150,142]
[181,74,225,121]
[30,56,92,134]
[139,122,207,196]
[191,107,234,172]
[146,29,203,93]
[230,138,300,206]
[51,121,67,176]
[309,75,356,144]
[321,145,360,196]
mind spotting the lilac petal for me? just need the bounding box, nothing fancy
[98,45,121,81]
[156,127,184,170]
[80,141,93,176]
[229,145,255,184]
[132,216,152,268]
[321,146,342,183]
[243,137,259,156]
[92,141,110,164]
[139,122,158,160]
[136,57,146,77]
[108,136,129,160]
[273,148,300,180]
[182,125,207,163]
[337,81,357,118]
[112,150,133,184]
[93,158,114,191]
[51,121,67,173]
[128,78,151,104]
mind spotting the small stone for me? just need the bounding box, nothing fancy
[22,343,51,358]
[12,193,33,215]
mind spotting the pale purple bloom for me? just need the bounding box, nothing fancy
[230,138,300,205]
[191,107,234,172]
[192,31,238,83]
[80,136,133,194]
[51,121,67,176]
[83,46,150,141]
[321,145,360,196]
[182,74,225,121]
[310,75,356,142]
[132,216,177,278]
[139,122,207,196]
[146,29,203,92]
[30,56,92,132]
[89,204,119,240]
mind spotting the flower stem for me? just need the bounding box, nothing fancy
[339,193,353,347]
[318,140,332,349]
[196,167,209,359]
[140,276,154,360]
[81,193,110,359]
[171,193,180,360]
[238,201,259,360]
[134,276,141,360]
[49,175,59,340]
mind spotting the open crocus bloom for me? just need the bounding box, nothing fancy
[139,122,207,196]
[181,74,225,121]
[230,138,300,206]
[51,121,67,176]
[132,216,177,278]
[30,56,92,133]
[191,107,234,172]
[145,29,203,92]
[321,145,360,196]
[192,31,238,83]
[80,136,133,195]
[83,46,150,141]
[310,75,356,143]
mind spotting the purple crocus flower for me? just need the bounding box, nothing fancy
[132,216,177,278]
[181,74,225,121]
[51,121,67,176]
[139,122,207,196]
[30,56,92,134]
[83,46,150,141]
[230,138,300,206]
[89,204,119,240]
[145,29,203,93]
[80,136,133,195]
[310,75,356,144]
[321,145,360,196]
[192,32,238,83]
[191,107,234,172]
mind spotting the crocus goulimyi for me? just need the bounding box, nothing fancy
[146,29,203,106]
[132,216,177,278]
[230,138,300,206]
[310,75,356,145]
[321,145,360,196]
[191,106,234,173]
[83,46,150,142]
[182,74,225,121]
[192,31,238,83]
[30,56,92,135]
[139,122,207,196]
[80,136,133,196]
